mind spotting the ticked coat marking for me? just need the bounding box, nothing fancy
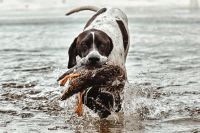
[84,8,130,68]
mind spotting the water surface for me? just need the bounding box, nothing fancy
[0,6,200,133]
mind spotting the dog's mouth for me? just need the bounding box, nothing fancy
[86,62,103,68]
[78,56,108,69]
[86,60,108,69]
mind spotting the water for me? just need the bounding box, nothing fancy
[0,5,200,133]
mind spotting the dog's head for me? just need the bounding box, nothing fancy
[67,29,113,68]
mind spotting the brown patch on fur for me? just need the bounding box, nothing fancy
[116,20,129,51]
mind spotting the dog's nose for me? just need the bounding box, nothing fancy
[89,56,100,63]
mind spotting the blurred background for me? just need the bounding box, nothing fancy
[0,0,200,133]
[0,0,199,10]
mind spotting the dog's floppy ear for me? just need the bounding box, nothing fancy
[68,37,77,68]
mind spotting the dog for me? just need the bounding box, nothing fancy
[66,6,130,118]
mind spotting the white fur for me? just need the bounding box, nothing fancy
[91,31,95,49]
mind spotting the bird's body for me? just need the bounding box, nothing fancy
[58,63,125,118]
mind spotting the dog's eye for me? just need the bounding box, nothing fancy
[81,42,87,49]
[99,44,105,49]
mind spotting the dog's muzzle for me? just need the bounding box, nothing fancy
[86,51,107,66]
[88,55,100,64]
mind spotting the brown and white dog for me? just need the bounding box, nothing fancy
[66,6,130,118]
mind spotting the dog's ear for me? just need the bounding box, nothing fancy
[68,37,77,68]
